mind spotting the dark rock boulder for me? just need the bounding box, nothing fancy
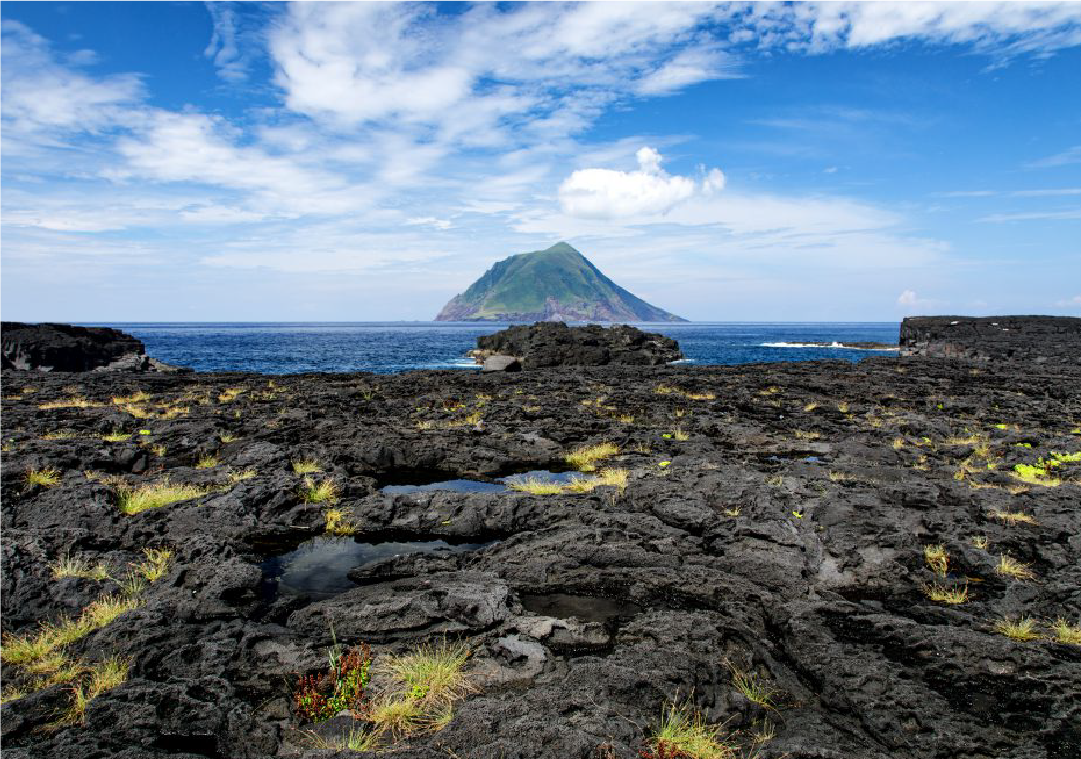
[474,321,682,369]
[900,315,1080,365]
[1,322,183,372]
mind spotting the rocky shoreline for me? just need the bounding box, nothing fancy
[2,349,1080,758]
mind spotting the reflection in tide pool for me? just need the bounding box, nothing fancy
[261,536,487,600]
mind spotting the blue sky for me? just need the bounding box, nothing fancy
[2,1,1079,322]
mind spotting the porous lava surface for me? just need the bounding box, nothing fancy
[2,358,1080,759]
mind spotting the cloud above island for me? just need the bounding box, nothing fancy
[558,147,724,220]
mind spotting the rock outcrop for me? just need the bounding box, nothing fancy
[1,322,183,372]
[900,315,1080,364]
[472,321,683,369]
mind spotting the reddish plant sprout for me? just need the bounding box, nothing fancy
[293,643,373,723]
[639,740,693,759]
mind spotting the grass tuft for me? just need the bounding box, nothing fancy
[228,468,257,484]
[651,700,735,759]
[133,547,172,581]
[102,431,132,443]
[994,617,1040,642]
[923,582,968,604]
[728,664,779,709]
[292,460,322,474]
[51,554,109,581]
[923,544,948,576]
[1050,618,1081,645]
[195,455,219,469]
[325,508,357,536]
[117,480,208,515]
[368,639,475,736]
[990,510,1037,525]
[25,467,62,487]
[507,468,628,495]
[564,441,619,471]
[995,554,1036,581]
[1,595,142,666]
[60,658,129,726]
[300,477,339,504]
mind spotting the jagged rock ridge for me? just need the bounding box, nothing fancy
[435,242,686,322]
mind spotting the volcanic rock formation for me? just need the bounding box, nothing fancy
[1,322,182,373]
[435,242,686,322]
[900,315,1080,364]
[471,321,683,369]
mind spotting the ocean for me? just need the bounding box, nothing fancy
[81,322,901,375]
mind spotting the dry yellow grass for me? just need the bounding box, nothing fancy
[117,481,208,515]
[923,583,968,604]
[923,544,948,576]
[994,617,1040,642]
[995,555,1036,580]
[564,441,619,471]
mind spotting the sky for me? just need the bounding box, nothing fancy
[2,1,1080,322]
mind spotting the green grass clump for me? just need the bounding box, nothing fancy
[651,701,735,759]
[292,460,323,474]
[195,455,219,469]
[923,544,948,576]
[728,664,779,709]
[325,508,357,536]
[507,468,628,495]
[300,477,339,504]
[368,639,475,736]
[102,431,132,443]
[1,595,142,666]
[565,442,619,471]
[51,554,109,581]
[995,554,1036,580]
[60,658,129,726]
[25,467,61,487]
[994,617,1040,642]
[1051,618,1081,644]
[117,481,207,515]
[132,547,172,581]
[923,582,968,604]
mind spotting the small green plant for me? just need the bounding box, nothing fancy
[42,430,77,440]
[649,700,735,759]
[219,433,239,443]
[672,428,690,442]
[325,508,357,536]
[300,477,339,504]
[102,431,132,443]
[995,554,1036,580]
[924,544,948,576]
[1012,463,1061,486]
[292,459,322,474]
[25,467,61,487]
[368,639,475,736]
[923,582,968,604]
[116,571,146,598]
[196,455,219,469]
[50,554,109,581]
[117,481,208,515]
[133,547,172,581]
[565,441,619,471]
[994,617,1040,642]
[728,663,779,709]
[1,595,142,666]
[60,658,129,726]
[1050,618,1081,644]
[971,535,989,550]
[295,643,373,722]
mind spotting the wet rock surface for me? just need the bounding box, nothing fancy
[2,357,1080,758]
[474,321,683,369]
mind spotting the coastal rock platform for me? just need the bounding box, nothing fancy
[2,357,1080,758]
[472,321,683,369]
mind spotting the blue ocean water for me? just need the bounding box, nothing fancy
[86,322,901,375]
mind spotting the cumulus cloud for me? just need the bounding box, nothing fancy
[897,290,918,307]
[558,147,723,219]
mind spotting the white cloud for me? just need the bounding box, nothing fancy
[979,209,1081,222]
[636,47,741,95]
[897,290,918,307]
[405,217,452,230]
[204,3,248,82]
[558,147,721,219]
[1026,145,1081,168]
[1,20,144,138]
[1055,295,1081,307]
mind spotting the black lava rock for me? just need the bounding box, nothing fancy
[475,321,682,369]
